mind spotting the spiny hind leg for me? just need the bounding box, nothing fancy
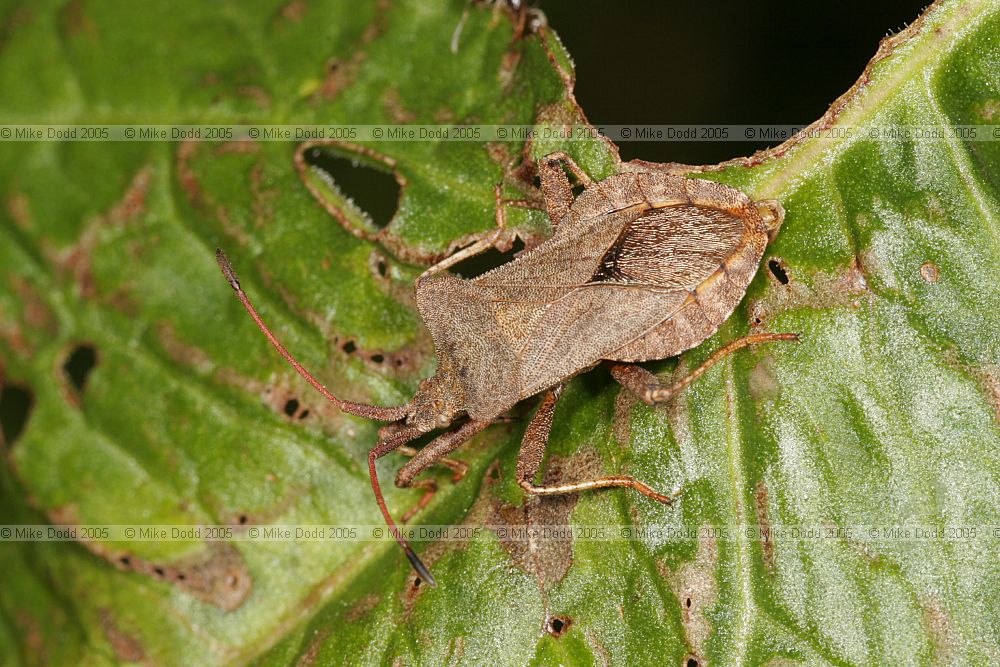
[517,386,678,505]
[609,332,800,406]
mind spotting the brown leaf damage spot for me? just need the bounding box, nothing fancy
[920,596,959,664]
[661,527,719,662]
[99,609,146,663]
[308,0,389,103]
[49,165,154,301]
[4,275,58,356]
[747,355,780,404]
[612,382,637,447]
[339,332,429,376]
[767,258,790,285]
[383,89,415,123]
[250,162,278,229]
[298,138,539,265]
[277,0,307,24]
[108,166,153,223]
[4,191,33,229]
[545,615,572,637]
[59,0,97,40]
[50,506,252,610]
[236,85,272,110]
[753,480,775,572]
[368,250,419,308]
[748,259,872,330]
[135,542,252,611]
[13,611,45,662]
[315,57,364,102]
[0,7,33,55]
[966,363,1000,428]
[919,260,940,283]
[976,99,1000,122]
[296,628,331,667]
[155,322,406,432]
[490,451,602,589]
[177,141,251,247]
[345,593,381,623]
[155,322,214,372]
[295,141,454,263]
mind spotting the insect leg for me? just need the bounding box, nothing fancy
[395,419,491,488]
[398,445,469,482]
[538,151,593,225]
[542,151,594,188]
[393,420,489,522]
[368,425,440,586]
[609,332,801,406]
[417,184,510,280]
[396,441,472,524]
[517,386,678,505]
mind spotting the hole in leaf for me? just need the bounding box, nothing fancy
[452,237,526,279]
[238,515,248,525]
[283,398,299,417]
[303,148,400,229]
[299,409,310,419]
[685,597,692,608]
[63,344,97,393]
[0,384,33,446]
[153,567,165,577]
[342,341,357,354]
[119,556,131,567]
[370,354,384,364]
[768,258,789,285]
[377,258,388,276]
[686,658,699,667]
[545,615,571,637]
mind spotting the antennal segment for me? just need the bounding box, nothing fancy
[215,249,408,422]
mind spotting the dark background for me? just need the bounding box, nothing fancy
[541,0,930,164]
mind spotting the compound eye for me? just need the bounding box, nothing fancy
[436,414,450,427]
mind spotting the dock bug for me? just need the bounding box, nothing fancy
[216,152,798,586]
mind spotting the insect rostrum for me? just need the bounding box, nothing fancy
[217,153,798,586]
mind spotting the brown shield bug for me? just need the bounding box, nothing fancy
[216,152,797,586]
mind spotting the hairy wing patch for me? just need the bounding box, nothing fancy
[591,205,745,289]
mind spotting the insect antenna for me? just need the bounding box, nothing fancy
[215,249,409,422]
[369,425,438,587]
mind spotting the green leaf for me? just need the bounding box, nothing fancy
[1,0,998,665]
